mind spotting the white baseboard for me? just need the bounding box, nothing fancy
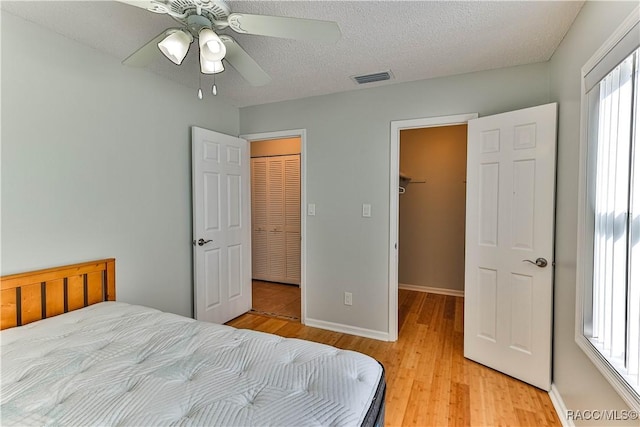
[399,283,464,298]
[304,318,390,341]
[549,383,574,427]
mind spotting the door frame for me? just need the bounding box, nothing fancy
[388,113,478,341]
[241,129,307,324]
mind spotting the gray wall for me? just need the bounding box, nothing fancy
[1,12,239,318]
[548,1,637,423]
[240,64,549,333]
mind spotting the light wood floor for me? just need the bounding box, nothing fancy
[251,280,301,321]
[228,289,561,427]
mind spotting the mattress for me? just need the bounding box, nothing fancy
[1,302,384,426]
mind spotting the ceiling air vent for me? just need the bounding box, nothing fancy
[351,70,394,85]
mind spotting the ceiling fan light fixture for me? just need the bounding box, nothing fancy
[199,28,226,61]
[200,55,224,74]
[158,29,193,65]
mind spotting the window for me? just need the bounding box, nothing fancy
[577,9,640,411]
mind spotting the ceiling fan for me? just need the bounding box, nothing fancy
[117,0,341,87]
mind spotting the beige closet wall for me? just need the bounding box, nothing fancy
[251,138,300,158]
[399,125,467,292]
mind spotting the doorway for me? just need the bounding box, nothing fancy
[242,129,307,323]
[388,114,478,341]
[398,125,467,297]
[389,105,556,389]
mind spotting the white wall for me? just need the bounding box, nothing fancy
[1,12,239,318]
[240,63,549,333]
[549,1,637,423]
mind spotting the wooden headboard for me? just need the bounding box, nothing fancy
[0,259,115,330]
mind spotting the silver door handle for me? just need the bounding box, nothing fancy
[523,257,548,268]
[194,238,212,246]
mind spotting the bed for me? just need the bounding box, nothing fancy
[0,259,386,426]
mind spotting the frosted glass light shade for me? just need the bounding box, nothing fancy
[158,30,193,65]
[199,29,226,61]
[200,55,224,74]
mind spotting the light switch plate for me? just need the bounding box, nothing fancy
[308,203,316,216]
[362,204,371,217]
[344,292,353,306]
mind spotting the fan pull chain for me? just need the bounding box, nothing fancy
[197,71,203,100]
[212,73,218,96]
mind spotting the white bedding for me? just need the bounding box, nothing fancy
[1,302,382,426]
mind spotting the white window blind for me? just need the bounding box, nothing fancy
[587,48,640,390]
[579,41,640,410]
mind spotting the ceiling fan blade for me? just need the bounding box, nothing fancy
[115,0,165,12]
[116,0,174,14]
[122,29,176,67]
[220,35,271,87]
[227,13,341,43]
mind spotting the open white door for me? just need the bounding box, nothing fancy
[464,103,557,390]
[192,126,251,324]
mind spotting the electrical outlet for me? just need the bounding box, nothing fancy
[344,292,353,306]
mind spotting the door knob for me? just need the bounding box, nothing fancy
[522,257,548,268]
[195,238,212,246]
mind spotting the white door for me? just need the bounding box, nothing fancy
[192,126,251,324]
[464,103,557,390]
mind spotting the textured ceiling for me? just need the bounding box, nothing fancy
[1,1,584,107]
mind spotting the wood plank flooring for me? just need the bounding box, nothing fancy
[228,289,561,427]
[251,280,301,321]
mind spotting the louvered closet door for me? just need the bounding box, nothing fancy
[283,157,301,283]
[251,158,268,278]
[268,158,287,279]
[250,155,300,285]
